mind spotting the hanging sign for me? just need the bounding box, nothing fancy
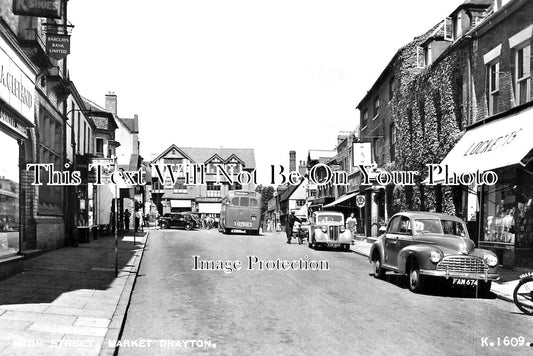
[46,34,70,60]
[12,0,61,19]
[355,195,366,208]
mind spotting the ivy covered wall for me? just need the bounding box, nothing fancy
[389,40,471,216]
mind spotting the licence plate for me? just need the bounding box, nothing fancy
[327,242,340,248]
[234,221,252,228]
[452,278,478,286]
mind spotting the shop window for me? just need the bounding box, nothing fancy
[483,183,516,244]
[0,131,20,256]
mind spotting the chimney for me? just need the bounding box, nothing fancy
[289,151,296,172]
[105,92,117,116]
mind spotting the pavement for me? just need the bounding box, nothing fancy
[0,228,149,356]
[350,236,530,303]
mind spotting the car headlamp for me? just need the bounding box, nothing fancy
[340,226,346,233]
[320,225,328,233]
[430,250,442,263]
[484,254,498,267]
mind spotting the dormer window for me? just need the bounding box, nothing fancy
[417,45,431,68]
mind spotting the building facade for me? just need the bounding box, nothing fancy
[150,145,256,220]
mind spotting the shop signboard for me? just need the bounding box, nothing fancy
[46,34,70,60]
[353,142,372,166]
[13,0,61,19]
[0,37,36,124]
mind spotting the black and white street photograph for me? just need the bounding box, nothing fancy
[0,0,533,355]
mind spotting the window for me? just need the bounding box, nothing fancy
[390,123,396,161]
[373,97,379,119]
[515,44,531,105]
[454,13,462,40]
[372,137,379,164]
[487,61,500,116]
[424,44,432,66]
[362,109,368,128]
[417,46,426,68]
[173,181,187,194]
[388,76,394,102]
[96,138,104,154]
[296,200,305,207]
[206,182,221,197]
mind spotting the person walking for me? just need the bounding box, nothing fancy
[285,211,301,244]
[346,213,357,241]
[134,210,142,232]
[124,209,131,231]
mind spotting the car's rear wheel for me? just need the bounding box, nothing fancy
[408,260,424,293]
[160,222,168,230]
[185,223,192,230]
[372,254,386,279]
[225,228,231,235]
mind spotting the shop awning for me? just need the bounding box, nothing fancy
[323,192,357,208]
[430,106,533,182]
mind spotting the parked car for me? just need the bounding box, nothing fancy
[158,212,197,230]
[308,211,352,251]
[368,212,500,295]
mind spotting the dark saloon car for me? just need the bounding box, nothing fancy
[368,212,499,295]
[158,212,198,230]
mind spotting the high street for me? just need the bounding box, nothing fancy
[118,229,533,355]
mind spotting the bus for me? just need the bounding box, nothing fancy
[219,190,262,235]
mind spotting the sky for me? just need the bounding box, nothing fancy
[67,0,466,185]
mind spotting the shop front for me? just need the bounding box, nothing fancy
[435,104,533,268]
[0,31,37,278]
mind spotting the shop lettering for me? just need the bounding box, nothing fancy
[16,0,59,11]
[0,64,33,110]
[464,129,521,156]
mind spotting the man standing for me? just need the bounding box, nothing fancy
[124,209,131,231]
[285,211,301,244]
[346,213,357,241]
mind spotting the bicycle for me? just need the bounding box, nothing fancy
[513,272,533,315]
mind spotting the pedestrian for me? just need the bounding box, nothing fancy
[134,210,142,232]
[110,205,116,233]
[124,209,131,231]
[346,213,357,240]
[285,211,301,244]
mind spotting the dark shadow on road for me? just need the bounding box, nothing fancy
[367,272,499,300]
[0,231,146,306]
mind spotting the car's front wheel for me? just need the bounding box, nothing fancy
[160,222,168,230]
[372,254,386,279]
[185,223,192,230]
[408,260,424,293]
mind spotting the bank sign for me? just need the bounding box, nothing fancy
[0,37,36,124]
[46,34,70,60]
[13,0,61,19]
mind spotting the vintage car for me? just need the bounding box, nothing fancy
[368,212,499,295]
[158,212,198,230]
[308,211,352,251]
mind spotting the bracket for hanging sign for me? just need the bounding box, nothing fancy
[42,22,74,35]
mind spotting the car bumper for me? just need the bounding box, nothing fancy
[420,269,500,281]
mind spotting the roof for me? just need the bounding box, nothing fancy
[83,97,118,131]
[278,179,304,202]
[307,150,336,161]
[121,117,139,133]
[152,144,256,168]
